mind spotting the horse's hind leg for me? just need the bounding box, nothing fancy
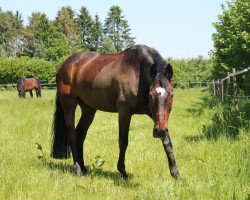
[76,102,96,174]
[30,90,33,98]
[60,97,81,175]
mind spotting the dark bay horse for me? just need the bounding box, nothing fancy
[17,78,41,98]
[51,45,180,180]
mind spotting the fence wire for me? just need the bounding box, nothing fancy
[210,66,250,112]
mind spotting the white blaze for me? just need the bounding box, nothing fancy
[156,87,166,97]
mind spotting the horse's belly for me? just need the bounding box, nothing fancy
[77,88,118,112]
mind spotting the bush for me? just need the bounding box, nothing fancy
[0,57,57,84]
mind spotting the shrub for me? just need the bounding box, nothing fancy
[0,57,57,84]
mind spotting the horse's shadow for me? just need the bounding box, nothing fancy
[45,161,140,188]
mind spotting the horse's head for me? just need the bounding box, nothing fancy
[17,79,25,98]
[149,63,173,138]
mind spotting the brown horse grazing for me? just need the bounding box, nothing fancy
[51,45,181,180]
[17,78,41,98]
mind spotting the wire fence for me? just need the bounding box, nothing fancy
[0,81,211,91]
[0,83,57,90]
[210,66,250,112]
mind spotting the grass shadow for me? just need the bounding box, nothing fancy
[44,161,140,188]
[46,160,73,174]
[93,168,140,188]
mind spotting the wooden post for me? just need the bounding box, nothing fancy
[217,79,220,98]
[226,72,230,106]
[212,80,216,96]
[232,68,238,112]
[221,79,224,102]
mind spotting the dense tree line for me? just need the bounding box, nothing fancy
[0,5,135,61]
[167,56,212,87]
[0,4,213,85]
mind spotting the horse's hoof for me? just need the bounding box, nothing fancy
[74,163,82,176]
[120,171,128,180]
[82,167,87,175]
[175,176,183,181]
[171,173,182,181]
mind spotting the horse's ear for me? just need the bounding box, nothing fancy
[150,64,157,79]
[166,64,173,80]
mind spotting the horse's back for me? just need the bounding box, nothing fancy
[57,52,121,111]
[23,78,39,90]
[56,47,152,113]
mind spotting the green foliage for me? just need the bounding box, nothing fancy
[1,4,136,59]
[102,37,116,53]
[54,6,82,53]
[77,6,95,51]
[211,0,250,78]
[90,155,105,188]
[20,12,41,57]
[91,15,103,52]
[0,57,56,84]
[91,155,105,173]
[104,5,135,52]
[202,104,249,140]
[36,143,47,164]
[167,56,212,88]
[0,8,23,57]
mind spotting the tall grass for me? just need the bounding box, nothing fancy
[0,89,249,199]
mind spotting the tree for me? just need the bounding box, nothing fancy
[91,14,103,51]
[211,0,250,78]
[77,6,95,50]
[54,6,81,52]
[20,12,41,57]
[33,13,56,59]
[20,12,71,61]
[167,56,212,88]
[102,37,116,53]
[103,5,135,52]
[0,8,23,57]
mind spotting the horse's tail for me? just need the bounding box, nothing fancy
[36,79,41,97]
[51,94,70,159]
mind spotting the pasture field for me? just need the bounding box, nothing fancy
[0,88,249,200]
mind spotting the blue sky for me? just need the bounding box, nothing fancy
[1,0,226,59]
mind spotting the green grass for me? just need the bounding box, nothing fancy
[0,88,249,200]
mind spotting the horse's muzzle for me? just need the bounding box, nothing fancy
[153,128,168,138]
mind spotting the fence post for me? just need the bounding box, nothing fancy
[212,80,216,96]
[217,79,220,98]
[232,68,239,112]
[226,72,230,106]
[221,79,224,102]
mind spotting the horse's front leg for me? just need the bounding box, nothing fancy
[30,90,33,98]
[117,104,131,179]
[161,134,181,180]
